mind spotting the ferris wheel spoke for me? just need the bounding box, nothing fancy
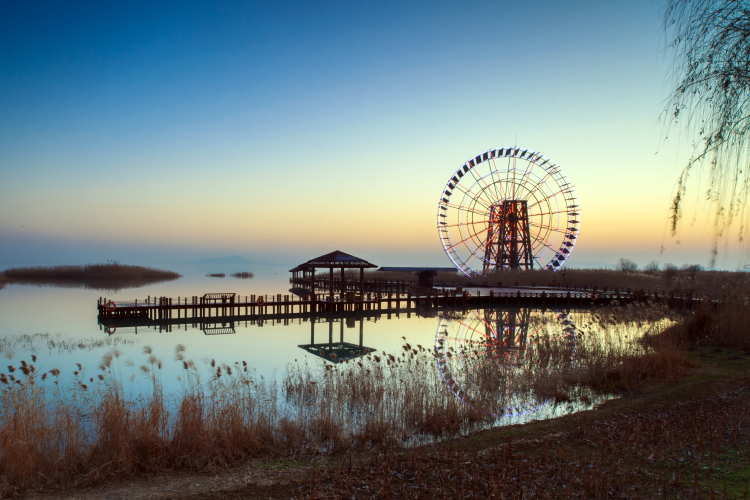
[452,320,495,340]
[489,158,508,200]
[527,187,574,211]
[528,227,560,255]
[462,230,498,268]
[519,169,556,200]
[444,337,497,348]
[452,184,497,211]
[529,222,570,235]
[439,218,495,229]
[477,171,503,205]
[446,222,494,251]
[528,245,550,269]
[515,158,539,200]
[528,209,568,217]
[444,203,492,217]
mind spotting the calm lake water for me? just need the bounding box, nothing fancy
[0,264,648,426]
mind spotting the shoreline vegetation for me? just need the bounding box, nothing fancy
[1,262,181,292]
[370,266,746,298]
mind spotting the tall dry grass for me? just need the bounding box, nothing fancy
[0,305,695,497]
[437,267,749,296]
[372,267,750,300]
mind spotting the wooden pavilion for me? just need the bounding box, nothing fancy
[289,250,377,297]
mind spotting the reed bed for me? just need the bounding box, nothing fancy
[372,267,749,298]
[1,262,181,292]
[0,303,697,497]
[231,272,254,279]
[2,261,180,280]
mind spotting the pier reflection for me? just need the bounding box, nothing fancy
[435,307,577,417]
[298,317,375,362]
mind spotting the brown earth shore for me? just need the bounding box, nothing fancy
[29,347,750,500]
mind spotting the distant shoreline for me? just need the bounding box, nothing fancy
[2,262,181,280]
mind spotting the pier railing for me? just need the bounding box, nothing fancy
[98,287,710,330]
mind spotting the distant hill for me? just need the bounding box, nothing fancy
[191,255,286,267]
[192,255,253,265]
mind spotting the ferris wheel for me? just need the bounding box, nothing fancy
[437,148,579,276]
[435,308,577,417]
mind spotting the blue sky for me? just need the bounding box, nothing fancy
[0,1,738,269]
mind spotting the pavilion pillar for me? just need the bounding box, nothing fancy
[311,268,316,296]
[329,267,334,296]
[359,268,364,295]
[359,318,363,347]
[341,267,345,296]
[328,319,333,345]
[310,317,315,344]
[340,318,344,343]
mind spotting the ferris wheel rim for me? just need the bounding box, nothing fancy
[437,147,580,277]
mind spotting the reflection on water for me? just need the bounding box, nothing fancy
[6,276,180,292]
[0,272,680,436]
[436,308,577,418]
[298,317,375,362]
[0,332,139,356]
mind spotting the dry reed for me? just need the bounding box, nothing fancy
[372,267,749,299]
[3,261,180,280]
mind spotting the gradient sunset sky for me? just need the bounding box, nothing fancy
[0,1,738,270]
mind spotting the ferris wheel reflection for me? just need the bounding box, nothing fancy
[435,308,577,418]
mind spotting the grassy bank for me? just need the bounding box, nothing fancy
[2,262,180,280]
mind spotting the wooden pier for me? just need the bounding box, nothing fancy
[97,287,706,331]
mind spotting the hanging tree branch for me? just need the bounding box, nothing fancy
[663,0,750,262]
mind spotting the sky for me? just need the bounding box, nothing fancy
[0,0,743,271]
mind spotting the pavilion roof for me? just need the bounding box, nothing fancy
[298,250,377,269]
[298,342,375,362]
